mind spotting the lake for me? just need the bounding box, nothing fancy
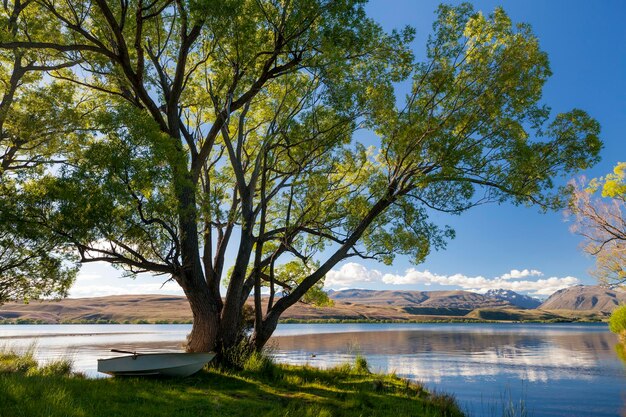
[0,323,624,417]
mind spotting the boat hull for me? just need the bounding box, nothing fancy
[97,352,215,377]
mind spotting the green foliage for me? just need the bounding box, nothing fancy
[274,261,333,307]
[0,230,77,305]
[590,162,626,198]
[609,305,626,340]
[0,150,78,306]
[0,1,82,305]
[371,3,601,217]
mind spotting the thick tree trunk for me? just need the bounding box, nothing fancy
[174,170,222,352]
[184,281,221,352]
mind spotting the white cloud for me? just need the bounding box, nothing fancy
[68,262,185,298]
[499,269,543,280]
[324,263,579,296]
[324,262,383,288]
[459,276,579,296]
[75,273,104,282]
[69,278,183,298]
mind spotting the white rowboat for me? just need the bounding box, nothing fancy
[97,350,216,377]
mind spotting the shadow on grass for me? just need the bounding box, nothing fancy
[248,364,464,417]
[0,371,280,417]
[0,362,466,417]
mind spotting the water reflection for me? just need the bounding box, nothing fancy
[270,324,626,417]
[617,343,626,366]
[272,327,618,381]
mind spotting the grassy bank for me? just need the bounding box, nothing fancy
[0,350,464,417]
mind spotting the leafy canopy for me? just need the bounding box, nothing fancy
[0,1,81,304]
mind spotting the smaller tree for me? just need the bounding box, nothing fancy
[569,162,626,286]
[609,305,626,342]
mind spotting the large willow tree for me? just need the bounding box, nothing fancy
[1,1,601,353]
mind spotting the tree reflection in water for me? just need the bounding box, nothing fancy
[616,342,626,366]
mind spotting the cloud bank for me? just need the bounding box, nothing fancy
[325,262,579,296]
[69,274,183,298]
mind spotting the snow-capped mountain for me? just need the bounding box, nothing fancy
[485,289,541,309]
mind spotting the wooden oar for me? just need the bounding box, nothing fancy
[110,349,140,355]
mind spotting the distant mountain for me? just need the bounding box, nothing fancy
[329,289,512,316]
[0,294,485,323]
[539,285,626,312]
[2,285,618,325]
[484,289,541,309]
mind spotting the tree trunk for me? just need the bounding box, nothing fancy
[174,169,222,352]
[251,312,279,350]
[219,214,255,352]
[184,283,221,352]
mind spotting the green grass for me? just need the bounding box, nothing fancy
[0,346,74,377]
[0,351,465,417]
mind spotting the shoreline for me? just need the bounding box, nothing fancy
[0,316,605,325]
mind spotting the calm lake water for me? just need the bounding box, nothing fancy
[0,323,624,417]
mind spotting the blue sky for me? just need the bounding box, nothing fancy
[70,1,626,299]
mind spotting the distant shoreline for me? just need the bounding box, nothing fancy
[0,317,604,325]
[0,290,613,325]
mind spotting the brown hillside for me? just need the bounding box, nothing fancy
[0,295,457,323]
[0,295,193,323]
[330,289,511,308]
[1,286,612,324]
[539,285,626,313]
[329,289,512,316]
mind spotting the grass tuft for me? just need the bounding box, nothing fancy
[1,346,75,378]
[32,358,74,377]
[354,354,369,374]
[0,345,38,374]
[242,350,281,380]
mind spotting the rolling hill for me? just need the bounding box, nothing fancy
[539,285,626,313]
[0,285,620,324]
[0,295,465,323]
[329,289,514,316]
